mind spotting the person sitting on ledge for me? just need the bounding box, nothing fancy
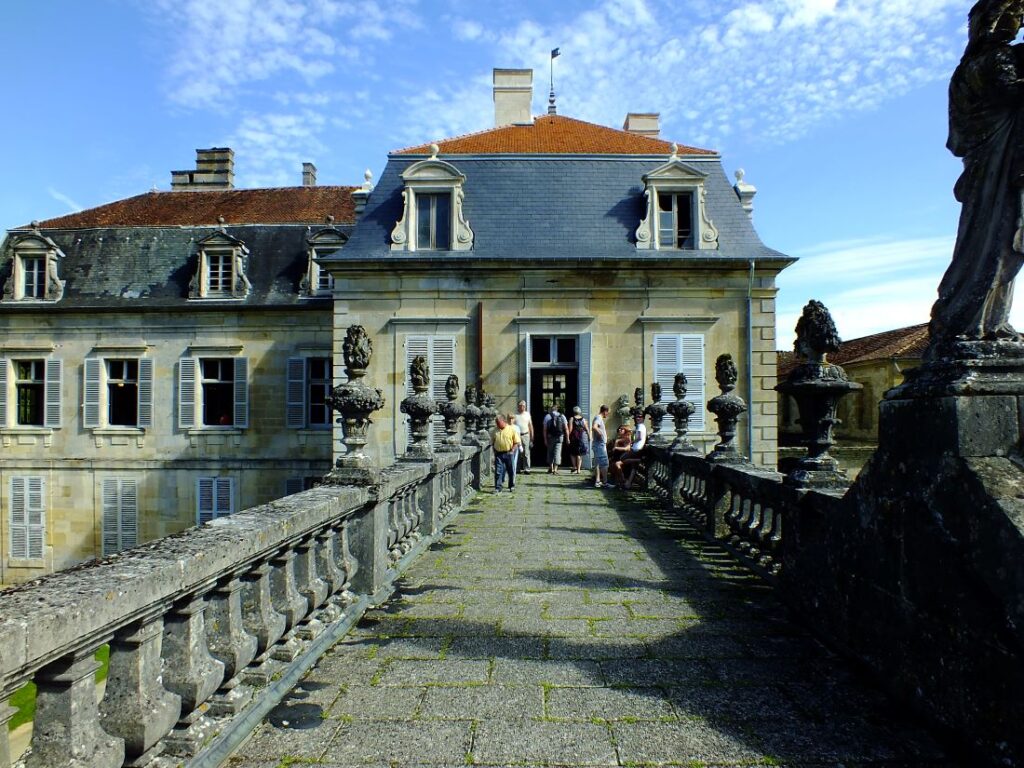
[610,413,647,489]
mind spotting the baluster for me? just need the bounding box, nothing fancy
[270,548,309,662]
[746,502,763,558]
[205,575,258,716]
[338,518,359,609]
[100,614,182,764]
[294,535,328,640]
[27,649,124,768]
[315,527,346,623]
[162,592,225,756]
[240,562,287,685]
[0,691,16,767]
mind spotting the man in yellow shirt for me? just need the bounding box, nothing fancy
[492,415,521,493]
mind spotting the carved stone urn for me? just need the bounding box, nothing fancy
[462,384,481,445]
[476,384,493,441]
[644,382,671,446]
[775,299,862,487]
[401,355,438,461]
[325,325,385,485]
[706,354,748,464]
[629,386,645,420]
[666,372,697,453]
[438,374,465,451]
[614,394,631,424]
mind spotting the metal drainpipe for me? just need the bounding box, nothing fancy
[746,259,756,466]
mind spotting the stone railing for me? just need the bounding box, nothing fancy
[0,445,484,768]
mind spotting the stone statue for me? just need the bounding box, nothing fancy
[445,374,460,401]
[409,355,430,393]
[342,325,372,372]
[715,354,738,393]
[615,394,630,420]
[673,372,688,399]
[651,382,662,403]
[794,299,841,362]
[707,353,747,463]
[928,0,1024,353]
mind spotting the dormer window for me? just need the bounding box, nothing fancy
[190,230,251,299]
[302,226,347,297]
[391,146,473,252]
[2,229,66,303]
[635,147,719,251]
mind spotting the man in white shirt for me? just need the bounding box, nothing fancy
[611,412,647,489]
[513,400,534,474]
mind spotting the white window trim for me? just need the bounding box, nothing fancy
[83,356,153,431]
[0,356,62,430]
[635,153,719,251]
[178,355,249,430]
[9,475,46,561]
[652,333,707,432]
[390,150,473,252]
[189,232,251,300]
[403,334,458,451]
[3,231,66,303]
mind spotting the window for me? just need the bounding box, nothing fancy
[405,335,457,448]
[190,232,251,299]
[83,357,152,429]
[178,356,248,430]
[316,262,335,293]
[286,356,332,429]
[657,192,694,249]
[206,251,234,296]
[197,477,234,524]
[390,152,473,252]
[101,478,138,555]
[653,334,706,431]
[2,230,66,303]
[22,257,45,298]
[0,358,62,429]
[285,476,318,496]
[530,336,577,365]
[9,476,45,560]
[303,227,347,297]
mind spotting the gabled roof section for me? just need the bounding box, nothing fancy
[394,115,716,156]
[31,186,359,230]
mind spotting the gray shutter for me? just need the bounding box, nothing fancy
[680,335,705,431]
[9,476,26,559]
[578,332,592,470]
[179,358,197,429]
[26,476,45,559]
[102,478,120,555]
[522,333,531,414]
[197,477,214,524]
[286,357,307,428]
[120,479,138,549]
[0,358,8,428]
[233,357,249,428]
[215,477,234,517]
[137,358,154,428]
[430,337,456,446]
[405,336,429,450]
[285,477,305,496]
[83,358,102,429]
[44,359,62,428]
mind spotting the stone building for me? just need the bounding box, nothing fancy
[0,149,362,584]
[326,69,793,470]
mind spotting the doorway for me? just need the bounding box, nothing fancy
[527,335,579,468]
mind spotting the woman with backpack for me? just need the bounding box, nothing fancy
[567,406,590,475]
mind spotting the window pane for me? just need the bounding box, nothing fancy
[434,193,451,249]
[658,208,675,247]
[15,360,44,426]
[108,359,139,426]
[677,192,693,248]
[417,196,432,249]
[531,337,551,363]
[201,358,235,426]
[556,338,576,363]
[23,258,45,298]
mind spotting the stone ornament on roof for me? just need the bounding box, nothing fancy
[635,154,719,251]
[2,229,67,303]
[390,152,474,252]
[189,230,252,300]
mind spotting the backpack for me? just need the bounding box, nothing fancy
[546,413,565,439]
[570,418,587,445]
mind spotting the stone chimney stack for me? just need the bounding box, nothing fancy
[171,148,235,190]
[622,113,660,138]
[302,162,317,186]
[493,69,533,127]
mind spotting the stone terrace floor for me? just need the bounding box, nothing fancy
[229,472,956,768]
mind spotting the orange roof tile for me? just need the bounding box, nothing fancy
[777,323,929,377]
[32,186,358,230]
[394,114,716,156]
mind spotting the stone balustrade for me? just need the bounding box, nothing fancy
[0,444,484,768]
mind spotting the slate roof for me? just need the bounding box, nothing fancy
[777,323,929,378]
[33,186,358,229]
[395,115,716,156]
[336,153,790,265]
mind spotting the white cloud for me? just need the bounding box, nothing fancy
[47,188,82,213]
[226,110,328,188]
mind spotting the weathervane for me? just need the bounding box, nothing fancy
[548,47,560,115]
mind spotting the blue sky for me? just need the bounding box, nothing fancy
[0,0,983,346]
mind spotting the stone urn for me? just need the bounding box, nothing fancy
[776,299,862,487]
[629,386,645,420]
[401,355,438,460]
[438,374,465,451]
[476,384,493,441]
[325,325,385,485]
[706,354,748,464]
[462,384,481,445]
[666,372,697,453]
[644,382,671,446]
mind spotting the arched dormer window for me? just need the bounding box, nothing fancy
[302,225,347,297]
[391,145,474,252]
[189,229,251,299]
[635,147,719,251]
[2,228,66,303]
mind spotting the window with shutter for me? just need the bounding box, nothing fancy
[137,358,154,428]
[286,357,307,428]
[405,336,457,449]
[44,359,62,428]
[179,358,197,429]
[83,358,102,428]
[196,476,235,524]
[233,357,249,428]
[653,334,706,431]
[9,475,45,559]
[102,478,138,555]
[0,358,8,428]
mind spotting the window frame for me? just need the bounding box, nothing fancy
[3,231,66,303]
[390,154,474,252]
[635,156,719,252]
[303,227,347,297]
[0,356,62,430]
[178,355,248,430]
[83,355,153,431]
[286,355,333,429]
[190,231,251,300]
[414,191,453,251]
[196,476,235,524]
[655,190,695,250]
[652,333,707,432]
[9,475,46,561]
[101,477,138,556]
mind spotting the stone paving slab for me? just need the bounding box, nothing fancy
[234,473,951,767]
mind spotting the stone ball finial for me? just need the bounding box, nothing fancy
[364,168,373,183]
[429,143,440,158]
[735,168,745,182]
[794,299,842,363]
[670,142,678,157]
[217,215,226,225]
[30,220,40,231]
[326,214,335,224]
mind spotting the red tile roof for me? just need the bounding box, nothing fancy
[777,323,929,378]
[394,114,716,156]
[32,186,358,229]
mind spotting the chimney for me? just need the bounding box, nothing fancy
[733,169,757,219]
[493,68,533,127]
[171,148,235,190]
[302,162,317,186]
[622,113,660,138]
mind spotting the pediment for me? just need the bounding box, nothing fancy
[12,232,63,255]
[642,158,709,184]
[197,230,247,251]
[308,226,348,247]
[401,157,466,184]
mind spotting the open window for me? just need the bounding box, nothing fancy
[635,150,719,251]
[391,147,474,252]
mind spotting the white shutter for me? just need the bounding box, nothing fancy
[197,477,215,524]
[680,335,705,432]
[9,476,26,559]
[137,358,153,428]
[179,358,197,429]
[285,477,305,496]
[233,357,249,429]
[103,478,138,555]
[430,337,456,446]
[44,359,62,428]
[578,332,592,470]
[0,358,8,428]
[26,476,45,559]
[286,357,307,428]
[83,358,102,428]
[405,336,430,451]
[215,477,234,517]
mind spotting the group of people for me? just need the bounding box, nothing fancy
[491,401,648,492]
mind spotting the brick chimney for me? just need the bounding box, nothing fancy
[493,69,533,127]
[171,148,235,190]
[622,113,660,138]
[302,162,317,186]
